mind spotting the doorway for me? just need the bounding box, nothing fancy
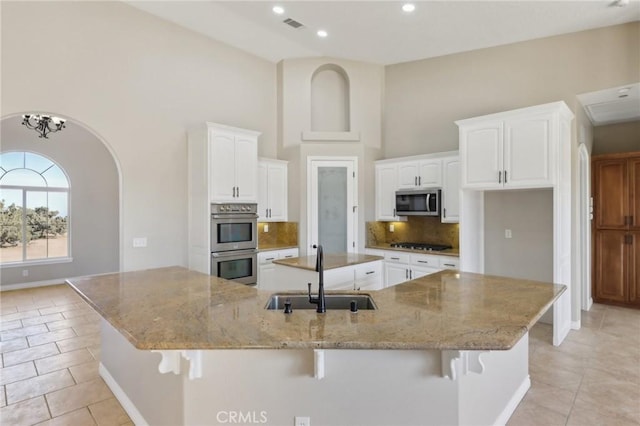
[307,157,358,255]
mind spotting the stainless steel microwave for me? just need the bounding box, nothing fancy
[395,189,441,216]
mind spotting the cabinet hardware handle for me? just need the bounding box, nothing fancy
[504,170,508,184]
[237,186,240,197]
[233,187,236,197]
[366,271,375,275]
[393,208,396,217]
[443,208,446,218]
[417,260,429,264]
[266,257,275,261]
[391,257,400,260]
[265,209,269,217]
[498,171,502,184]
[414,176,418,186]
[409,270,413,279]
[284,255,293,258]
[444,263,455,267]
[406,269,409,279]
[418,176,421,186]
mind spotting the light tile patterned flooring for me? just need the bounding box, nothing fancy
[0,284,638,426]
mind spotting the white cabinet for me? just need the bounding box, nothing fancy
[269,260,383,292]
[375,151,457,222]
[375,163,400,221]
[354,261,383,291]
[257,248,298,289]
[187,122,260,274]
[397,159,442,189]
[458,108,559,190]
[209,125,259,202]
[258,158,288,222]
[369,249,458,288]
[441,157,460,223]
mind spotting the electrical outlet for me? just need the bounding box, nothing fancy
[133,237,147,248]
[294,417,310,426]
[22,269,29,277]
[389,224,394,232]
[264,224,269,233]
[505,229,512,239]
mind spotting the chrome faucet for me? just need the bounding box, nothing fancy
[308,244,326,313]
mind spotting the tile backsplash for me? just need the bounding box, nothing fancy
[366,217,459,249]
[258,222,298,248]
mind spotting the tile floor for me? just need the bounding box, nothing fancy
[0,284,639,426]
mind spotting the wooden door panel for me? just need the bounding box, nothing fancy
[629,232,640,306]
[593,231,626,303]
[630,158,640,231]
[593,159,627,229]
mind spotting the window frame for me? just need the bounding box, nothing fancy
[0,151,72,267]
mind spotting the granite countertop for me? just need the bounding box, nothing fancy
[273,253,384,271]
[366,244,460,257]
[66,266,565,352]
[258,244,299,252]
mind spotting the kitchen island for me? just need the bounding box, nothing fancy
[67,266,565,426]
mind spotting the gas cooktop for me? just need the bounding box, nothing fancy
[389,242,453,251]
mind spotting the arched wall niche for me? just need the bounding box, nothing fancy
[310,64,351,132]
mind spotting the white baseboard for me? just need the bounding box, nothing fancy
[0,278,70,291]
[494,375,531,426]
[99,363,148,426]
[571,320,581,330]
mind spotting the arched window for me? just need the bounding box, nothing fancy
[0,151,70,264]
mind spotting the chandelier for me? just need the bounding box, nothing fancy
[22,114,66,139]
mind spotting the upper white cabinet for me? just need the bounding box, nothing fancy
[375,163,400,221]
[457,104,570,190]
[397,159,442,189]
[208,125,259,202]
[258,158,288,222]
[375,151,458,223]
[441,157,460,223]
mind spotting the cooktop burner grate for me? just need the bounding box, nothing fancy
[389,242,453,251]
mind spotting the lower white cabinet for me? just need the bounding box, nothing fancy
[266,260,383,292]
[257,248,298,289]
[365,248,459,288]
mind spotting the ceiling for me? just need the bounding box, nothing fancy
[126,1,640,125]
[126,0,640,65]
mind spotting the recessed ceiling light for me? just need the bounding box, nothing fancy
[402,3,416,13]
[317,30,328,38]
[272,5,285,15]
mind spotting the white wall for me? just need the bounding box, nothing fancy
[1,1,277,272]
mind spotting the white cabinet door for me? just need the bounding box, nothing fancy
[460,121,503,189]
[233,136,258,202]
[375,164,399,221]
[442,158,460,223]
[385,263,409,287]
[267,163,287,221]
[354,261,383,291]
[257,162,269,220]
[411,265,440,279]
[504,114,553,188]
[418,159,442,187]
[397,161,420,188]
[210,131,237,201]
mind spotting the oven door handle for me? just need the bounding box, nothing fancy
[211,249,258,258]
[211,214,259,220]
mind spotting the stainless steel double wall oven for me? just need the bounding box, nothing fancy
[210,203,258,285]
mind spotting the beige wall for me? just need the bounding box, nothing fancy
[593,120,640,154]
[384,22,639,158]
[1,1,277,273]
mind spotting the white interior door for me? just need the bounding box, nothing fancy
[308,158,357,255]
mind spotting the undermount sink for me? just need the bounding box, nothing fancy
[265,293,377,311]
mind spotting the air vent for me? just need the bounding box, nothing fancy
[283,18,304,29]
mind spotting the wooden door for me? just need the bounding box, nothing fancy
[629,158,640,231]
[593,231,627,303]
[593,159,628,229]
[629,232,640,306]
